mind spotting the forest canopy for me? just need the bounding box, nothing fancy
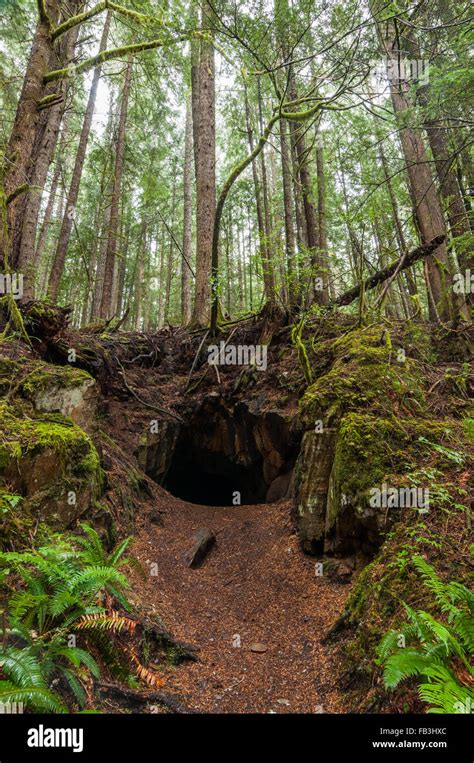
[0,0,472,328]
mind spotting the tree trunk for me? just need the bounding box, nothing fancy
[164,183,177,324]
[16,2,81,294]
[135,218,147,330]
[372,6,453,322]
[34,149,63,270]
[190,0,215,327]
[244,87,274,302]
[257,81,275,299]
[181,95,193,324]
[48,11,111,301]
[2,1,59,270]
[99,56,133,319]
[316,129,332,300]
[280,118,298,308]
[157,225,166,329]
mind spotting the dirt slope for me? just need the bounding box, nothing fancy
[131,492,349,713]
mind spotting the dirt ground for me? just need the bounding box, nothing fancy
[131,491,350,714]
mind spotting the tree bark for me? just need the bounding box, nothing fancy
[190,0,215,327]
[257,81,275,299]
[181,95,193,324]
[33,142,63,270]
[372,7,453,322]
[48,11,111,301]
[2,1,60,271]
[280,118,298,308]
[316,129,332,300]
[16,1,81,295]
[244,87,274,302]
[99,56,133,319]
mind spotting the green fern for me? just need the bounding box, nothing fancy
[377,555,474,713]
[0,523,135,712]
[0,681,67,713]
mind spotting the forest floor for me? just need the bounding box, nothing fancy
[130,490,349,714]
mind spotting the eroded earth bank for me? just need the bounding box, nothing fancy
[0,303,472,713]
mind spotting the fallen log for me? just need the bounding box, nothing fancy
[184,528,216,568]
[96,681,194,714]
[330,235,446,308]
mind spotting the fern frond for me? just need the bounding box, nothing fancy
[75,612,137,635]
[383,649,432,689]
[0,680,66,713]
[0,647,44,688]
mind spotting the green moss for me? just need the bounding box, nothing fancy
[300,325,425,425]
[0,401,101,482]
[76,446,101,477]
[463,418,474,444]
[20,363,93,396]
[332,413,459,502]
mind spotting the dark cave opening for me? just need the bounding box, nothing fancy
[164,435,267,507]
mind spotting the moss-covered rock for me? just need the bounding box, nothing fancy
[19,362,98,435]
[0,355,99,434]
[325,413,460,556]
[294,323,470,556]
[300,324,425,426]
[0,401,103,527]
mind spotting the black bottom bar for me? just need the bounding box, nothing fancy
[0,713,472,762]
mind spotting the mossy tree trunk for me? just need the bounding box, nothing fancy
[1,0,59,272]
[371,3,454,323]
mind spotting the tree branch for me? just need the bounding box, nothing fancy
[51,0,166,41]
[331,235,446,308]
[44,35,190,82]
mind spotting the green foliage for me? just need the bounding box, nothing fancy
[417,436,465,466]
[378,555,474,713]
[0,524,133,712]
[291,317,313,384]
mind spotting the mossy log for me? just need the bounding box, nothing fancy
[331,235,446,307]
[18,300,72,340]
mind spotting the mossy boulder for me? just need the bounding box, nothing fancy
[0,355,99,434]
[294,324,467,556]
[0,402,103,527]
[300,324,425,427]
[20,363,99,435]
[325,413,458,555]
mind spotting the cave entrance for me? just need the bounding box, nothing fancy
[164,432,267,507]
